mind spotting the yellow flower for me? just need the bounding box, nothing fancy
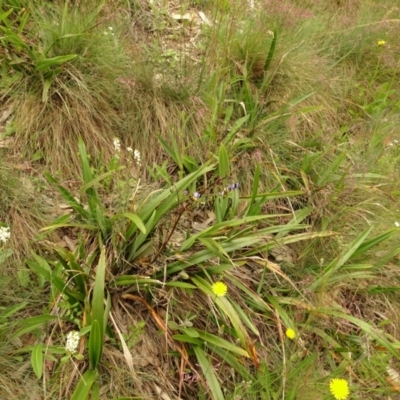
[377,40,386,46]
[285,328,296,339]
[329,378,350,400]
[212,281,228,297]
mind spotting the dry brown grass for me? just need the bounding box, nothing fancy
[0,163,46,265]
[116,52,210,166]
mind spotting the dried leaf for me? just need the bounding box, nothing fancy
[0,137,14,148]
[198,11,212,26]
[192,211,215,232]
[14,162,31,171]
[153,384,172,400]
[387,366,400,391]
[171,13,191,22]
[64,235,77,252]
[0,105,14,123]
[59,203,73,210]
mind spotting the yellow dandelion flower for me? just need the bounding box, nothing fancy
[212,281,228,297]
[377,40,386,46]
[329,378,350,400]
[285,328,296,340]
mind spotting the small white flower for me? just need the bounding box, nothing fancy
[113,137,121,153]
[133,149,142,167]
[0,226,10,244]
[127,147,133,153]
[108,26,113,30]
[395,221,400,228]
[65,330,80,353]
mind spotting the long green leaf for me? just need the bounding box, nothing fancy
[323,309,400,360]
[31,343,43,379]
[0,9,13,22]
[210,345,252,380]
[218,143,230,178]
[173,334,203,345]
[193,346,224,400]
[78,137,100,217]
[223,115,250,145]
[158,136,182,170]
[275,207,312,240]
[180,214,279,252]
[35,54,77,71]
[139,163,215,223]
[89,248,106,369]
[89,320,102,370]
[229,298,260,336]
[32,253,52,288]
[309,227,372,291]
[44,172,89,219]
[198,237,232,263]
[352,229,395,259]
[80,167,125,193]
[195,330,250,357]
[0,248,13,264]
[41,223,97,232]
[317,151,346,186]
[164,236,265,276]
[70,369,98,400]
[111,213,146,234]
[0,302,27,319]
[92,248,106,328]
[26,259,85,302]
[59,249,87,296]
[42,78,53,103]
[192,276,252,354]
[13,315,58,338]
[263,26,277,71]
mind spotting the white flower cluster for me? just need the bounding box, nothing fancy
[388,139,399,147]
[65,330,80,353]
[127,147,142,167]
[0,226,10,244]
[103,26,115,36]
[113,137,121,153]
[134,149,142,167]
[395,221,400,228]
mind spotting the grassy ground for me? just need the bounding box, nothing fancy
[1,0,400,399]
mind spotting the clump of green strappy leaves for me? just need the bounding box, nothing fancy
[15,137,399,399]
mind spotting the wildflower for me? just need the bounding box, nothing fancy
[65,330,80,354]
[212,281,228,297]
[219,182,240,196]
[127,147,133,153]
[285,328,296,340]
[227,183,240,191]
[377,40,386,46]
[113,137,121,153]
[0,226,10,244]
[133,149,141,167]
[395,221,400,228]
[193,191,201,199]
[329,378,350,400]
